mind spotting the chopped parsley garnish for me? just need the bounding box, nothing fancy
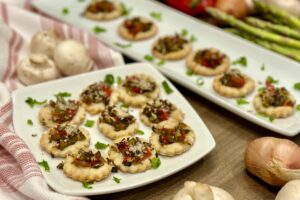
[27,119,33,126]
[190,0,200,8]
[157,60,165,66]
[114,42,132,48]
[151,157,161,169]
[54,92,71,97]
[120,2,132,16]
[84,120,95,128]
[150,12,162,21]
[104,74,114,85]
[25,97,46,108]
[186,69,194,76]
[294,82,300,91]
[62,7,69,15]
[38,160,50,172]
[162,81,173,94]
[144,54,154,62]
[232,56,247,67]
[297,104,300,111]
[260,64,265,71]
[189,35,197,43]
[269,116,275,122]
[236,98,249,105]
[82,182,93,189]
[266,76,279,84]
[113,176,121,183]
[136,130,144,135]
[117,76,122,85]
[95,141,108,150]
[93,26,106,34]
[196,78,204,86]
[181,29,188,37]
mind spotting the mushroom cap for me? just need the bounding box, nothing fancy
[30,30,61,58]
[53,40,93,76]
[17,54,61,85]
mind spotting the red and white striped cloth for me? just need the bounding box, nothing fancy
[0,0,124,199]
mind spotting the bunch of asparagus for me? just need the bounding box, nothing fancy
[206,0,300,62]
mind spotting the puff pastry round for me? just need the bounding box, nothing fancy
[213,69,255,98]
[186,48,230,76]
[119,74,160,107]
[84,0,123,21]
[118,16,158,41]
[40,124,90,158]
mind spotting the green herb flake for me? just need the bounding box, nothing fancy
[150,12,162,21]
[232,56,247,67]
[189,35,197,43]
[78,0,85,2]
[27,119,33,126]
[266,76,279,84]
[190,0,200,8]
[260,64,265,71]
[297,104,300,111]
[113,176,121,183]
[117,76,122,85]
[95,142,108,150]
[54,92,71,97]
[25,97,47,108]
[114,42,132,48]
[157,60,165,66]
[82,182,93,189]
[151,157,161,169]
[120,3,132,16]
[62,7,69,15]
[269,116,275,122]
[162,81,173,94]
[136,130,144,135]
[38,160,50,172]
[186,69,194,76]
[84,120,95,128]
[144,54,154,62]
[196,78,204,86]
[294,82,300,91]
[181,28,188,37]
[93,26,106,34]
[236,98,249,105]
[104,74,114,85]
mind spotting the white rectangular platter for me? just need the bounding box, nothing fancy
[32,0,300,136]
[12,63,216,196]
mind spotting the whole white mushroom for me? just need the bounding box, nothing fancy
[53,40,93,76]
[17,54,61,85]
[30,30,61,58]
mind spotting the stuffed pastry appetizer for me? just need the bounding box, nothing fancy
[152,34,192,60]
[254,85,296,118]
[108,137,156,173]
[83,0,122,21]
[80,81,118,114]
[118,16,158,41]
[140,99,184,127]
[213,69,255,98]
[63,149,111,182]
[150,121,195,156]
[98,105,138,140]
[39,96,85,128]
[186,48,230,76]
[119,74,160,107]
[40,124,90,158]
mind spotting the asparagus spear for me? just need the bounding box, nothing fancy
[206,8,300,49]
[245,17,300,39]
[253,0,300,29]
[225,28,300,62]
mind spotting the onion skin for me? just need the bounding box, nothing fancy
[215,0,248,19]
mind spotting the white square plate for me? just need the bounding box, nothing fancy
[32,0,300,136]
[13,63,216,196]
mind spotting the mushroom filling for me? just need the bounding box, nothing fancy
[260,87,295,107]
[153,123,190,145]
[123,75,156,95]
[49,124,85,150]
[154,34,188,55]
[86,0,115,13]
[194,49,225,68]
[80,82,112,105]
[124,17,153,36]
[73,149,105,168]
[220,69,246,88]
[99,106,135,131]
[142,100,175,123]
[114,137,152,166]
[50,97,79,123]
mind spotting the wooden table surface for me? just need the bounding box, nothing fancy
[91,81,300,200]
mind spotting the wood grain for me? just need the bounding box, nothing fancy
[91,83,299,200]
